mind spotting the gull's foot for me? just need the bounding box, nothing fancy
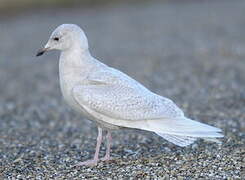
[75,159,99,166]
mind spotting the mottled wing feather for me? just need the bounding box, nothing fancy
[73,68,184,121]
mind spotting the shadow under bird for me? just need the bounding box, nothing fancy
[36,24,223,166]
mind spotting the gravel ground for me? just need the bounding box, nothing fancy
[0,0,244,179]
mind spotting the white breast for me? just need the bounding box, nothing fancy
[59,51,88,114]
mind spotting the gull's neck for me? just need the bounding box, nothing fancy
[60,47,92,66]
[59,47,96,76]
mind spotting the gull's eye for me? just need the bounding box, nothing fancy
[53,37,59,41]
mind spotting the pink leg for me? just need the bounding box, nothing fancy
[76,127,103,166]
[101,131,112,161]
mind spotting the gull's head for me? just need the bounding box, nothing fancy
[36,24,88,56]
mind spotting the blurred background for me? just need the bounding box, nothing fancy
[0,0,132,14]
[0,0,244,179]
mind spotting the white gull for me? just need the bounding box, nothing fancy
[36,24,223,166]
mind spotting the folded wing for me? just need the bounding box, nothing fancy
[73,68,184,121]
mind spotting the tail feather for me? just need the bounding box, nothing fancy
[157,133,222,147]
[157,133,197,147]
[146,117,223,135]
[145,117,223,146]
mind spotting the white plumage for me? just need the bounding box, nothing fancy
[37,24,223,166]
